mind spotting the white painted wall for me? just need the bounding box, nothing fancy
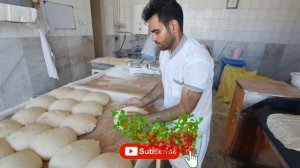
[0,0,92,38]
[105,0,300,44]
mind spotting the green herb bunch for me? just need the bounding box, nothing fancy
[112,110,203,155]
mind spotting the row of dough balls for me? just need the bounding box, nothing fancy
[0,138,133,168]
[9,108,97,136]
[6,88,111,136]
[2,123,98,162]
[48,87,110,105]
[1,126,74,160]
[24,87,110,114]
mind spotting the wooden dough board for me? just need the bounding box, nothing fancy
[77,74,161,97]
[5,73,160,167]
[90,57,129,66]
[237,78,300,98]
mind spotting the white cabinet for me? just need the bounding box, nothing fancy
[0,3,37,23]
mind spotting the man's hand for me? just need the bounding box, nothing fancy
[121,97,144,108]
[184,151,198,168]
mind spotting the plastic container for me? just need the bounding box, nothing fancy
[220,57,246,75]
[214,57,247,88]
[232,48,243,59]
[291,72,300,89]
[222,57,246,67]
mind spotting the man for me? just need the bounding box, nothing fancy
[123,0,214,167]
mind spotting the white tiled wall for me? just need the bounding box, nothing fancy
[105,0,300,44]
[0,0,92,38]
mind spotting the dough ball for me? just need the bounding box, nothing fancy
[49,139,100,168]
[11,107,46,125]
[105,65,132,79]
[0,120,23,138]
[48,99,78,111]
[86,152,133,168]
[60,114,97,135]
[25,95,57,109]
[0,150,42,168]
[0,138,15,160]
[36,110,71,127]
[64,89,90,102]
[122,106,149,115]
[6,124,52,151]
[30,127,77,160]
[71,101,103,117]
[48,87,73,99]
[82,92,110,105]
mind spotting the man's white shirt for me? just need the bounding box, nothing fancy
[159,35,214,167]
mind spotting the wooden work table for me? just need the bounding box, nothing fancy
[90,57,130,66]
[224,78,300,167]
[0,66,161,168]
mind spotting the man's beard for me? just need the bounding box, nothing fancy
[156,35,174,51]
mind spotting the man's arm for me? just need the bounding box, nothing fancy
[145,87,202,123]
[123,80,164,107]
[141,80,164,106]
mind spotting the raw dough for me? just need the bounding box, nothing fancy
[267,113,300,151]
[30,127,77,160]
[49,139,100,168]
[48,87,73,99]
[0,120,23,138]
[86,152,133,168]
[82,92,110,105]
[0,150,42,168]
[60,114,97,135]
[6,124,52,151]
[0,138,15,159]
[64,89,90,102]
[71,101,103,117]
[25,95,57,109]
[122,106,149,115]
[11,107,46,125]
[105,65,133,79]
[36,110,71,127]
[114,106,149,125]
[48,99,78,111]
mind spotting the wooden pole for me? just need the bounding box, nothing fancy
[156,159,161,168]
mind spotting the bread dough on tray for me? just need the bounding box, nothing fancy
[6,124,52,151]
[11,107,46,125]
[49,139,100,168]
[30,127,77,160]
[0,150,42,168]
[72,101,103,117]
[36,110,71,127]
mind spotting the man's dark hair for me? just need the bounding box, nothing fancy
[142,0,183,32]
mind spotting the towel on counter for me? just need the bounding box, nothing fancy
[39,29,58,79]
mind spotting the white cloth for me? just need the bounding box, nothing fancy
[159,35,214,168]
[141,35,160,60]
[39,29,58,79]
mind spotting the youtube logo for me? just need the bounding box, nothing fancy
[119,143,180,159]
[125,147,138,156]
